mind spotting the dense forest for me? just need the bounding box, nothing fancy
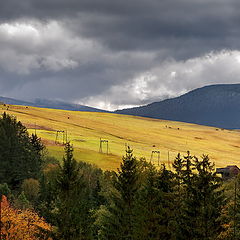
[0,112,240,240]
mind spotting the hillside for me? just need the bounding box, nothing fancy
[0,96,106,112]
[33,98,107,112]
[116,84,240,129]
[0,96,33,106]
[1,104,240,170]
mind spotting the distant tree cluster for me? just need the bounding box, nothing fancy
[1,112,240,239]
[94,150,225,240]
[38,145,229,240]
[0,112,44,189]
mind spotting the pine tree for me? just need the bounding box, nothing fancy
[172,153,184,188]
[192,155,225,239]
[172,153,186,240]
[30,133,45,177]
[54,142,88,240]
[179,152,196,239]
[173,152,225,240]
[133,163,175,240]
[96,147,139,240]
[0,112,44,188]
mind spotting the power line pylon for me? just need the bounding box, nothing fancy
[150,150,160,166]
[55,130,66,144]
[99,138,109,154]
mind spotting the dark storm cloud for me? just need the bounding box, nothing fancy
[1,0,240,57]
[0,0,240,109]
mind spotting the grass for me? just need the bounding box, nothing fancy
[1,104,240,170]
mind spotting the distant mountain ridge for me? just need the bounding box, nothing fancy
[116,84,240,129]
[0,96,33,106]
[0,96,107,112]
[33,98,107,112]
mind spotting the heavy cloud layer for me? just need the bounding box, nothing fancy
[0,0,240,109]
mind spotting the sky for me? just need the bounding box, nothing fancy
[1,0,240,110]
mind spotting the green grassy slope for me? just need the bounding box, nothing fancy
[1,104,240,170]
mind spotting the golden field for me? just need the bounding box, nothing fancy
[1,104,240,171]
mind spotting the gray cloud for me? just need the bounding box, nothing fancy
[1,0,240,56]
[82,50,240,110]
[0,1,240,109]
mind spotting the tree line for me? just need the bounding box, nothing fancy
[0,112,239,239]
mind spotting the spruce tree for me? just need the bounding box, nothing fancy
[0,112,44,188]
[192,155,224,239]
[30,133,45,175]
[172,153,186,240]
[97,147,139,240]
[173,152,225,240]
[180,152,196,239]
[54,142,89,240]
[133,163,175,240]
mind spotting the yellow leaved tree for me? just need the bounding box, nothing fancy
[1,195,52,240]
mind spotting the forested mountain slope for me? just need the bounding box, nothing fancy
[116,84,240,129]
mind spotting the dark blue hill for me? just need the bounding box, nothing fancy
[116,84,240,129]
[0,97,106,112]
[33,99,107,112]
[0,96,33,106]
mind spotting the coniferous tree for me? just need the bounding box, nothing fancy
[96,147,139,240]
[155,165,176,239]
[133,163,175,240]
[172,153,186,240]
[173,152,225,240]
[30,133,45,175]
[54,142,90,240]
[180,152,196,239]
[54,142,83,239]
[192,155,225,239]
[0,112,44,188]
[172,153,185,189]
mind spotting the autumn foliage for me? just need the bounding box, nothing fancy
[1,195,52,240]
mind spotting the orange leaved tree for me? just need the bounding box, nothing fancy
[1,195,52,240]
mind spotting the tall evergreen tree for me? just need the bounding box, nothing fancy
[0,112,44,188]
[172,153,186,240]
[96,147,139,240]
[54,142,90,240]
[173,152,225,240]
[193,155,224,239]
[133,163,175,240]
[54,142,79,239]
